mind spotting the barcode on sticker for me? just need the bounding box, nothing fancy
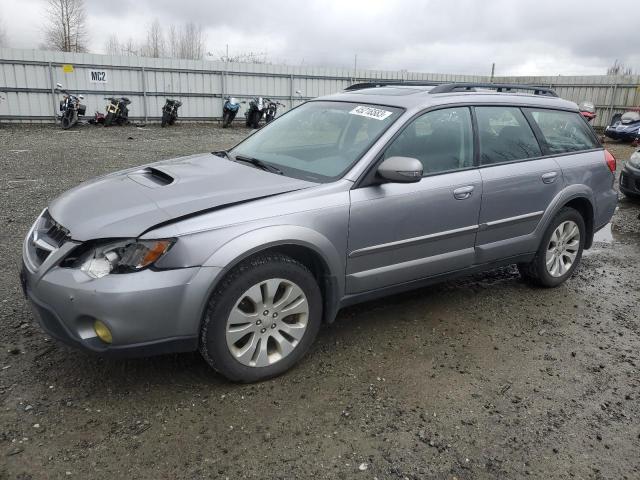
[349,106,393,120]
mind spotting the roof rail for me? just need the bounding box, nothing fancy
[344,81,440,91]
[428,82,558,97]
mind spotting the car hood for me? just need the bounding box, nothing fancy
[49,153,315,241]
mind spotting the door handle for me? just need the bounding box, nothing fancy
[541,171,559,184]
[453,185,474,200]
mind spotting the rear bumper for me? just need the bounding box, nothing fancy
[620,163,640,196]
[21,259,222,358]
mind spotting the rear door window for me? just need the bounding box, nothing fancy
[476,106,542,165]
[526,109,600,154]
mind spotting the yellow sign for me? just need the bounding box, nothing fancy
[62,64,74,73]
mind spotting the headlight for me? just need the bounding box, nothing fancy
[629,150,640,169]
[77,239,174,279]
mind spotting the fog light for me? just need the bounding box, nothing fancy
[94,320,112,344]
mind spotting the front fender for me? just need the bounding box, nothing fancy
[204,225,343,280]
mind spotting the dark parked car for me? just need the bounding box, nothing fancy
[620,147,640,199]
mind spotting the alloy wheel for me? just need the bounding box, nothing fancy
[545,220,580,277]
[225,278,309,367]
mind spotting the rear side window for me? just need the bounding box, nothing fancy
[476,106,542,165]
[526,109,600,154]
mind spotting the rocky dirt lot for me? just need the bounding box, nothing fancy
[0,124,639,479]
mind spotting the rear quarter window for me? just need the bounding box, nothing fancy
[526,109,600,154]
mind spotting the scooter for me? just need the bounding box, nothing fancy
[222,97,244,128]
[104,97,131,127]
[56,83,86,129]
[264,99,286,124]
[162,99,182,127]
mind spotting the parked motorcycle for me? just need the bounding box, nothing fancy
[56,83,86,129]
[161,99,182,127]
[605,108,640,142]
[245,96,266,128]
[578,101,596,123]
[103,97,131,126]
[222,97,244,128]
[265,99,286,124]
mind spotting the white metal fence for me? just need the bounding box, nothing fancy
[1,47,639,127]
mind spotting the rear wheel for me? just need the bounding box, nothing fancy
[199,254,322,383]
[518,207,585,287]
[222,111,231,128]
[250,111,261,129]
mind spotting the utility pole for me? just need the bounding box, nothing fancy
[226,44,229,62]
[490,63,495,82]
[354,54,357,77]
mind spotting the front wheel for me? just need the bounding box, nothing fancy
[161,111,170,127]
[518,207,585,287]
[104,112,114,127]
[249,111,261,129]
[199,254,322,383]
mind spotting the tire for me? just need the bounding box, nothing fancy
[222,111,231,128]
[250,111,261,129]
[161,111,169,127]
[518,207,586,288]
[199,254,322,383]
[104,112,114,127]
[61,113,72,130]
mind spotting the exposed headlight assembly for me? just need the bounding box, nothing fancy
[74,239,174,279]
[629,150,640,169]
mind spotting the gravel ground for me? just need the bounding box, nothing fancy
[1,124,639,480]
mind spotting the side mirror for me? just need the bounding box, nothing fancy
[377,156,423,183]
[56,83,63,88]
[79,95,84,100]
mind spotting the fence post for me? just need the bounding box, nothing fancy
[289,74,294,108]
[141,66,148,123]
[48,62,57,123]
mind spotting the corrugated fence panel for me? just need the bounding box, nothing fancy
[1,47,639,126]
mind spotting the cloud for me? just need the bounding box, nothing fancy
[1,0,639,75]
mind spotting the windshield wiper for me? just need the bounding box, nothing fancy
[233,155,283,175]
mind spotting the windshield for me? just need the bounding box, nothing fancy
[231,101,403,182]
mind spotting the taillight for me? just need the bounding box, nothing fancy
[604,149,616,173]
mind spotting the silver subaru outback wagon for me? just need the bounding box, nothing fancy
[21,82,618,382]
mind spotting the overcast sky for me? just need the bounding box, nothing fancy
[1,0,638,76]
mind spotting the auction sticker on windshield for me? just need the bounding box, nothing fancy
[349,105,393,121]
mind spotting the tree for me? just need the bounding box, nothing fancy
[607,60,633,76]
[104,35,121,55]
[214,49,270,64]
[168,22,204,60]
[142,19,164,58]
[0,21,6,47]
[43,0,88,52]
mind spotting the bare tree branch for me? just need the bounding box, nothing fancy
[104,35,121,55]
[43,0,88,52]
[607,59,634,76]
[166,22,204,60]
[141,19,164,58]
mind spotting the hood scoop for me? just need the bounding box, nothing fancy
[128,167,175,188]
